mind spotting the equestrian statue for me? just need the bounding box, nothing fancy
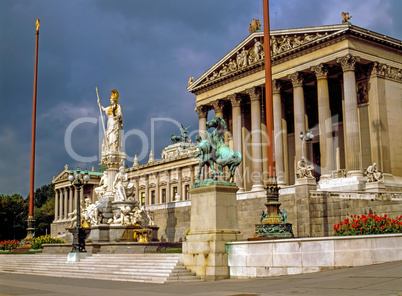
[194,116,242,183]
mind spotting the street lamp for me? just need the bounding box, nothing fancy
[299,129,314,161]
[68,168,90,253]
[13,212,24,240]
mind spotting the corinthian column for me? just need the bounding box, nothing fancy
[229,93,244,191]
[272,80,285,184]
[59,189,64,220]
[135,177,139,201]
[145,176,149,206]
[177,168,182,201]
[311,64,335,177]
[65,187,70,219]
[211,100,225,118]
[246,87,264,191]
[288,72,306,163]
[54,189,59,221]
[195,105,209,140]
[337,54,362,176]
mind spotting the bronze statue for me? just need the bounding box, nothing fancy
[249,19,261,34]
[194,116,242,183]
[342,12,352,24]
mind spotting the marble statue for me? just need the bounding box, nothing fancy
[107,205,155,227]
[228,59,237,71]
[253,38,263,62]
[82,198,100,226]
[68,209,78,228]
[113,166,134,201]
[194,116,242,183]
[94,171,108,197]
[271,36,278,54]
[97,89,123,152]
[366,163,383,182]
[295,157,314,179]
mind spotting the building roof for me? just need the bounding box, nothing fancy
[187,24,402,94]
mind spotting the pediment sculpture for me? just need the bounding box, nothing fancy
[201,32,328,86]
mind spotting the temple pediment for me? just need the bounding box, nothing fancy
[52,167,70,183]
[187,24,401,93]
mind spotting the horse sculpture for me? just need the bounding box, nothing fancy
[195,116,242,182]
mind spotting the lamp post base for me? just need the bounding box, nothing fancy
[66,251,90,263]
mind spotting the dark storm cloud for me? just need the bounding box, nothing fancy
[0,0,400,197]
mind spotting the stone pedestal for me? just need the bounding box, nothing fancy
[295,177,317,186]
[364,182,386,192]
[318,175,366,191]
[294,179,317,238]
[181,184,242,281]
[89,224,159,243]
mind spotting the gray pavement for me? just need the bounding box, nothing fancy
[1,261,401,296]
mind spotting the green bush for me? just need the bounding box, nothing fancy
[31,235,65,249]
[334,214,402,236]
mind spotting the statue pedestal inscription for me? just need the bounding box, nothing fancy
[181,184,242,281]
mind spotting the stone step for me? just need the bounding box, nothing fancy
[0,253,200,283]
[3,270,167,284]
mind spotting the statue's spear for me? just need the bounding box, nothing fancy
[96,87,108,149]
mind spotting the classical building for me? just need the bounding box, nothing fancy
[189,22,402,191]
[51,165,102,236]
[52,20,402,241]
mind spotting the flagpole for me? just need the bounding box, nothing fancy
[28,18,40,238]
[263,0,275,180]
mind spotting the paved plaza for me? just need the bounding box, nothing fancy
[1,261,401,296]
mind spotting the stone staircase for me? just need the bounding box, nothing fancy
[0,253,201,284]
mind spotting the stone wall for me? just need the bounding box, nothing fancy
[52,188,402,242]
[227,234,402,278]
[278,188,402,238]
[151,201,191,242]
[307,191,402,237]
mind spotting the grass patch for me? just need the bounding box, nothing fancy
[155,248,182,253]
[0,250,43,255]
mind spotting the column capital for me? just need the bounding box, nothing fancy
[311,64,329,79]
[272,79,282,94]
[288,72,304,87]
[337,54,360,72]
[246,86,262,102]
[228,93,242,107]
[369,62,387,78]
[194,105,209,119]
[211,100,225,113]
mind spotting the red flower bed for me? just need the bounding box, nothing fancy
[0,239,21,251]
[333,214,402,236]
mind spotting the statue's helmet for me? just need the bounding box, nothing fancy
[110,89,119,103]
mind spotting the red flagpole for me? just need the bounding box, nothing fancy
[28,19,40,238]
[263,0,275,179]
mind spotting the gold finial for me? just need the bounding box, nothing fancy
[341,12,352,24]
[35,18,40,31]
[249,19,261,34]
[188,76,194,86]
